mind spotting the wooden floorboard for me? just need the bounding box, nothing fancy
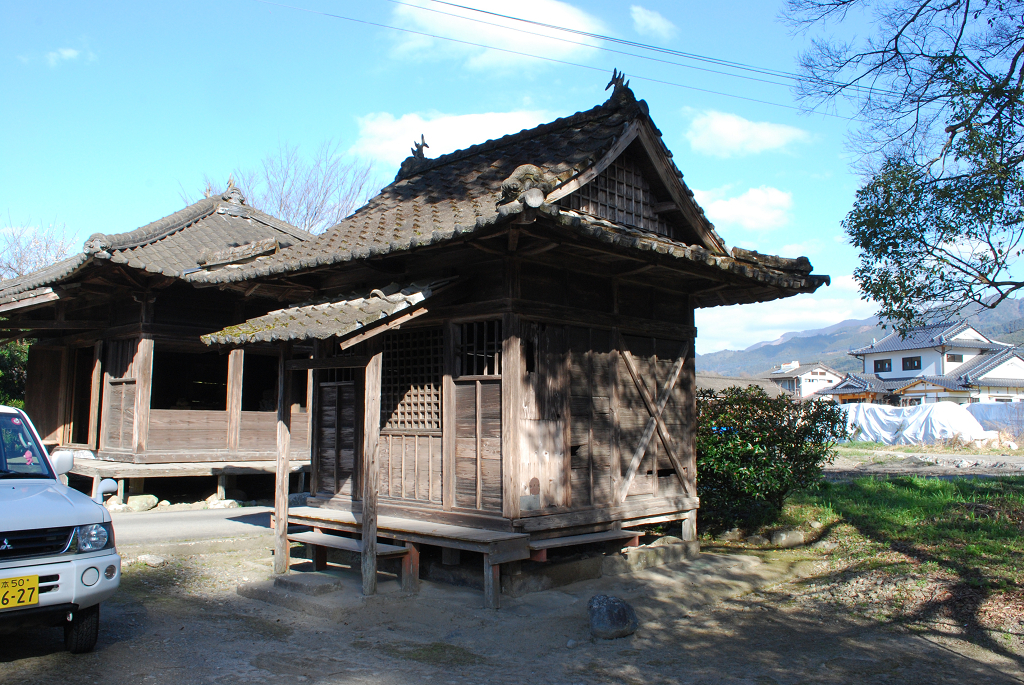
[287,506,529,544]
[528,529,639,550]
[287,531,408,557]
[70,459,311,479]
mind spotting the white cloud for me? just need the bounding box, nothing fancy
[695,282,877,354]
[692,185,792,230]
[350,109,553,168]
[46,48,80,67]
[630,6,675,40]
[390,0,604,69]
[685,110,810,158]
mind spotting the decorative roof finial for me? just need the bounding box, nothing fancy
[411,134,429,160]
[606,68,628,92]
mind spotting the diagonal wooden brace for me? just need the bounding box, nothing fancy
[617,336,691,502]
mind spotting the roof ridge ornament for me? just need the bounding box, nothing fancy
[497,164,559,209]
[606,68,629,92]
[411,134,429,160]
[221,175,246,205]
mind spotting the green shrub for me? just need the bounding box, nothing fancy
[0,341,28,408]
[696,386,847,529]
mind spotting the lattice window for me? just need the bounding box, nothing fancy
[563,155,675,238]
[454,320,502,377]
[381,328,443,431]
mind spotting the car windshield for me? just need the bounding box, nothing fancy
[0,413,51,478]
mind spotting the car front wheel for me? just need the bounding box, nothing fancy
[64,605,100,653]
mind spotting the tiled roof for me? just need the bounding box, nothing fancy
[695,373,789,398]
[202,279,452,345]
[817,373,915,396]
[849,321,1007,355]
[187,84,827,306]
[0,187,311,304]
[768,362,842,378]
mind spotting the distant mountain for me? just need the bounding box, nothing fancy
[696,299,1024,378]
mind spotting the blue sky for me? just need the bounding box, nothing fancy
[1,0,878,354]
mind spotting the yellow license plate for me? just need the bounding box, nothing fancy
[0,575,39,609]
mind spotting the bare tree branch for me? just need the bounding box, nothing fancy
[0,216,75,281]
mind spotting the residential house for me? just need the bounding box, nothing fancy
[764,361,842,398]
[198,77,830,607]
[817,321,1024,404]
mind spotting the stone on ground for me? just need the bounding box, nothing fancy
[127,494,159,512]
[746,534,770,546]
[137,554,166,567]
[288,492,310,507]
[808,520,822,529]
[716,528,743,542]
[771,529,805,548]
[811,540,838,551]
[588,594,639,639]
[209,499,239,509]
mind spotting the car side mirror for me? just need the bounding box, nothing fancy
[93,478,118,504]
[50,450,74,476]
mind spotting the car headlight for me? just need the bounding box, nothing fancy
[77,523,112,552]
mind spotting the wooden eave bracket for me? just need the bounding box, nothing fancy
[0,286,76,315]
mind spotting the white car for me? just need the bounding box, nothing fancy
[0,406,120,653]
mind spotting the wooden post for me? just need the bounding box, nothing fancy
[226,348,244,451]
[681,509,697,542]
[442,322,456,511]
[217,475,227,500]
[483,555,500,610]
[361,337,383,595]
[401,542,420,592]
[132,337,154,454]
[87,341,103,450]
[501,312,522,521]
[116,479,125,502]
[274,342,293,575]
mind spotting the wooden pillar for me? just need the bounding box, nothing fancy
[226,348,244,451]
[361,337,383,595]
[116,479,125,502]
[401,542,420,592]
[273,342,293,575]
[681,509,697,542]
[87,341,103,450]
[501,312,522,521]
[483,555,500,610]
[441,322,456,512]
[132,337,154,454]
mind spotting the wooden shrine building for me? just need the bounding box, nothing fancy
[0,186,317,491]
[199,76,830,607]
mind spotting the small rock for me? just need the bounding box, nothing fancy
[648,535,682,547]
[771,529,805,548]
[137,554,166,567]
[904,455,929,466]
[158,500,171,507]
[127,494,159,512]
[716,528,743,542]
[811,540,838,551]
[588,595,639,640]
[745,535,769,546]
[209,499,239,509]
[566,639,577,649]
[205,492,221,504]
[288,492,310,507]
[808,521,822,530]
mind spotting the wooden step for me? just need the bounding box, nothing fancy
[528,530,640,562]
[287,531,408,557]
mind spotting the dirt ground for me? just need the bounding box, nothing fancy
[2,541,1022,685]
[827,447,1024,480]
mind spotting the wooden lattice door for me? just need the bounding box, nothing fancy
[314,380,358,498]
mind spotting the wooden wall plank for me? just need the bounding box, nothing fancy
[87,341,103,449]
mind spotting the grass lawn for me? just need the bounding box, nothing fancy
[793,476,1024,592]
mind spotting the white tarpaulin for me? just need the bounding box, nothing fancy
[966,402,1024,433]
[842,402,998,445]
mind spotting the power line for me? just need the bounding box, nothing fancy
[251,0,854,117]
[413,0,886,97]
[380,0,799,91]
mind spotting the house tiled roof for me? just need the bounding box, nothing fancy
[849,321,1008,356]
[817,373,915,396]
[186,83,828,307]
[0,187,312,304]
[695,373,789,398]
[767,362,842,378]
[202,279,452,345]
